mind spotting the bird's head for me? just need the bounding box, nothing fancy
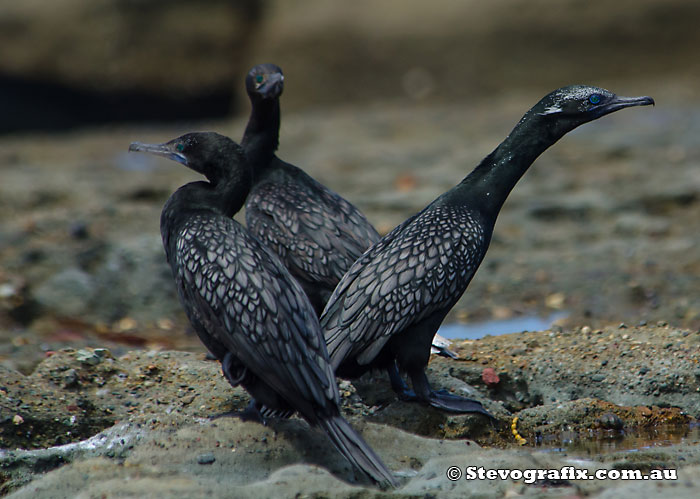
[530,85,654,136]
[245,63,284,100]
[129,132,249,186]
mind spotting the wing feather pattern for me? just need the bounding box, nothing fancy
[321,204,487,370]
[174,214,339,414]
[246,163,380,290]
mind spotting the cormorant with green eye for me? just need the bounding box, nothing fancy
[128,132,397,487]
[241,63,381,316]
[321,86,654,414]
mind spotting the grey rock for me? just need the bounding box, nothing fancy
[197,453,216,465]
[33,268,95,317]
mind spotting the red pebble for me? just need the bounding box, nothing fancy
[482,367,500,387]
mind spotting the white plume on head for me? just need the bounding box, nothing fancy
[540,105,563,115]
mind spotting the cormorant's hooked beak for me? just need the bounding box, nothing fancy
[128,141,188,166]
[600,95,655,115]
[258,73,284,99]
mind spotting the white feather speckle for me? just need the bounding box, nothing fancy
[541,105,562,115]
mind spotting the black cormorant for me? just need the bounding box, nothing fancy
[241,64,380,316]
[321,86,654,414]
[129,132,397,487]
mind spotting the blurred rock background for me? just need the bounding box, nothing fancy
[1,0,699,132]
[0,0,699,373]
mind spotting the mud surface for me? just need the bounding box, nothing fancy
[0,86,699,496]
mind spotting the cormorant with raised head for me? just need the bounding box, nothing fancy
[321,86,654,414]
[241,63,380,316]
[129,132,397,487]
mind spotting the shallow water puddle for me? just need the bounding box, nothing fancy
[532,423,700,456]
[438,312,568,340]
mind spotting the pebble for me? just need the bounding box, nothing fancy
[481,368,500,387]
[63,368,79,388]
[197,453,216,465]
[598,412,624,430]
[76,349,102,366]
[69,221,89,240]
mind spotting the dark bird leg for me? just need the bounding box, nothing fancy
[211,400,267,424]
[387,361,418,401]
[384,314,490,415]
[218,353,295,422]
[388,361,492,417]
[409,367,493,417]
[221,351,247,386]
[211,352,266,423]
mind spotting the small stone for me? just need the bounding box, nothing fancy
[76,349,101,366]
[598,412,623,430]
[639,367,650,376]
[63,368,79,388]
[591,374,606,382]
[481,367,500,387]
[12,414,24,425]
[157,318,174,330]
[197,453,216,465]
[69,221,89,239]
[581,326,592,335]
[545,292,566,309]
[638,406,652,417]
[114,317,138,332]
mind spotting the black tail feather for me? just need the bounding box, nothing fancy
[318,416,398,488]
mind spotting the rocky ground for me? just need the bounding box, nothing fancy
[1,331,698,498]
[0,86,699,496]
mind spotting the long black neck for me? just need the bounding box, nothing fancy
[241,95,280,177]
[161,174,250,252]
[447,112,565,220]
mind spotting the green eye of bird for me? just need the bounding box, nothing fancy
[589,94,602,105]
[176,144,185,152]
[255,74,264,84]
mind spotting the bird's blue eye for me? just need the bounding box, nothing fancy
[589,94,601,105]
[176,144,185,152]
[255,74,264,84]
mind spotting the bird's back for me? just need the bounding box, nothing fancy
[165,208,340,419]
[246,158,380,305]
[321,200,491,371]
